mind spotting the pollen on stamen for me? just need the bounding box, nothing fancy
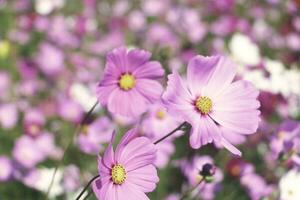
[119,73,136,91]
[111,164,127,185]
[156,110,166,120]
[195,96,212,115]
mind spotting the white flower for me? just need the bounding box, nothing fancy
[34,168,64,198]
[279,169,300,200]
[229,33,261,66]
[35,0,65,15]
[69,83,98,111]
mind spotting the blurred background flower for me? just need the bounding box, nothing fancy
[0,0,299,199]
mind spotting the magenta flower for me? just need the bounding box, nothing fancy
[97,47,164,117]
[162,55,260,156]
[93,128,159,200]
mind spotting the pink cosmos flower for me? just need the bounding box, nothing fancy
[97,47,164,117]
[93,128,159,200]
[162,55,260,156]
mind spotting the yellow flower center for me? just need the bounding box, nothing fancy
[82,125,89,135]
[195,96,212,114]
[29,125,40,135]
[0,40,10,59]
[111,164,126,185]
[119,73,135,91]
[155,110,165,120]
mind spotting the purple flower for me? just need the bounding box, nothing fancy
[0,103,18,129]
[92,128,159,200]
[63,165,81,192]
[13,135,45,168]
[0,156,13,181]
[36,42,65,76]
[179,156,223,200]
[77,117,115,154]
[97,47,164,117]
[162,55,260,156]
[240,163,273,200]
[142,102,183,140]
[23,108,45,137]
[57,98,84,123]
[12,133,60,168]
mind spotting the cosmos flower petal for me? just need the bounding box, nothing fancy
[213,80,260,112]
[162,70,193,106]
[107,88,147,117]
[220,127,246,145]
[133,61,164,79]
[97,85,118,106]
[97,47,165,117]
[202,56,236,98]
[127,48,152,72]
[103,131,116,168]
[115,127,139,160]
[107,47,128,73]
[187,55,220,95]
[92,177,103,199]
[220,137,242,156]
[189,124,202,149]
[95,181,114,200]
[210,110,260,134]
[118,137,156,171]
[135,79,163,103]
[127,164,159,192]
[117,182,150,200]
[216,80,259,99]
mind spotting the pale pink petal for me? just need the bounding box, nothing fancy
[210,110,260,134]
[202,56,236,98]
[97,85,118,106]
[117,137,156,171]
[127,49,151,71]
[213,80,260,112]
[127,164,159,192]
[133,61,164,79]
[117,182,150,200]
[162,71,198,122]
[216,80,259,99]
[220,137,242,156]
[187,55,220,96]
[189,124,201,149]
[115,127,139,161]
[107,88,148,117]
[162,70,193,105]
[221,127,246,145]
[189,116,222,149]
[135,79,163,103]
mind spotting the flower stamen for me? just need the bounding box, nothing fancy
[195,96,212,114]
[155,110,165,120]
[119,73,135,90]
[111,164,126,185]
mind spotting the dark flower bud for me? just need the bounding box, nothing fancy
[200,163,216,183]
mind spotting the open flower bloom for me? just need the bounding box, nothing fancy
[162,55,260,156]
[97,47,164,118]
[93,128,159,200]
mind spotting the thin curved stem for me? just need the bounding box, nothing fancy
[154,121,189,144]
[45,101,99,200]
[82,190,93,200]
[179,179,204,200]
[76,175,100,200]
